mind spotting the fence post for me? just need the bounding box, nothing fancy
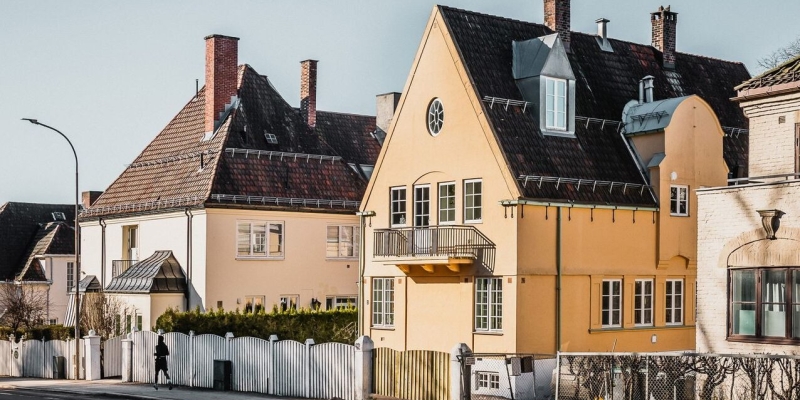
[189,331,195,388]
[83,330,101,381]
[555,352,561,400]
[450,343,472,400]
[121,333,133,382]
[645,355,650,400]
[354,336,374,400]
[268,334,278,395]
[224,332,234,361]
[304,339,315,398]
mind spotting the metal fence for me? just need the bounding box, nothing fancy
[556,352,800,400]
[465,354,557,400]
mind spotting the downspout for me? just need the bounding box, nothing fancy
[556,207,563,352]
[184,208,193,311]
[355,211,375,337]
[99,218,106,288]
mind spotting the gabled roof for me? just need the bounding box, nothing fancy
[0,202,74,281]
[736,55,800,91]
[84,64,379,219]
[16,221,75,281]
[438,6,750,206]
[105,250,186,294]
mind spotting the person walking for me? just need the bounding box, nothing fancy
[153,335,173,390]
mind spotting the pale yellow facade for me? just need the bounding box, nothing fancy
[360,8,727,353]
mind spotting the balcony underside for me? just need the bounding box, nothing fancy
[378,257,475,274]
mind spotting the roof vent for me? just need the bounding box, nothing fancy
[595,18,613,52]
[51,212,66,221]
[639,76,655,104]
[264,132,278,144]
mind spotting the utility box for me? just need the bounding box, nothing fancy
[213,359,232,390]
[52,356,66,379]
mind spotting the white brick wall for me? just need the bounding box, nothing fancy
[743,96,800,176]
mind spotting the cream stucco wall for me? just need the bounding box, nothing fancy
[741,92,800,176]
[39,255,72,324]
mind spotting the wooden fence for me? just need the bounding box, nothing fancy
[373,347,450,400]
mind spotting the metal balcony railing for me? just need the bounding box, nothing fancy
[112,260,136,278]
[373,225,496,272]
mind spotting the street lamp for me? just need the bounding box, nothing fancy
[22,118,81,380]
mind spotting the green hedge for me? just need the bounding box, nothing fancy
[155,306,358,344]
[0,325,74,341]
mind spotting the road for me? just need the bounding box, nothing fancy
[0,388,125,399]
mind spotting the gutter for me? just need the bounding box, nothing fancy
[355,210,375,336]
[499,199,658,212]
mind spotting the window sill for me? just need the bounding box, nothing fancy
[236,256,285,261]
[474,330,503,336]
[541,129,576,138]
[371,326,395,331]
[669,214,689,217]
[590,325,694,333]
[727,335,800,345]
[464,220,483,225]
[326,257,358,261]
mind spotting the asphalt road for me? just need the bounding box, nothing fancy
[0,388,125,399]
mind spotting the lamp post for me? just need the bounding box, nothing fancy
[22,118,81,380]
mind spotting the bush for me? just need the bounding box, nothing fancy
[155,306,358,344]
[0,325,74,341]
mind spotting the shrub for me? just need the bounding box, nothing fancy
[0,324,74,341]
[155,306,358,344]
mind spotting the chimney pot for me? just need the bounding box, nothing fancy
[640,76,655,103]
[204,34,240,134]
[300,60,318,128]
[544,0,571,51]
[651,5,678,69]
[596,18,610,40]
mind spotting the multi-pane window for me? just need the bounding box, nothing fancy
[66,262,74,292]
[326,296,357,310]
[477,372,500,389]
[670,185,689,216]
[729,268,800,341]
[136,315,143,331]
[237,221,284,258]
[545,77,567,130]
[464,179,483,223]
[390,187,407,226]
[280,295,298,311]
[327,225,360,258]
[438,183,456,224]
[372,278,395,327]
[475,277,502,332]
[414,185,430,227]
[244,295,265,313]
[666,279,684,325]
[602,280,622,327]
[634,279,653,326]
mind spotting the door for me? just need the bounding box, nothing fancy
[125,226,139,262]
[413,185,432,254]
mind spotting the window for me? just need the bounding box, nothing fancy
[670,185,689,216]
[602,280,622,328]
[114,315,121,336]
[244,295,265,313]
[136,315,143,331]
[372,278,395,327]
[123,225,139,261]
[634,279,653,326]
[67,262,74,292]
[545,77,567,130]
[237,221,284,258]
[327,225,360,258]
[666,279,684,325]
[438,183,456,224]
[390,187,407,226]
[49,318,57,326]
[476,372,500,389]
[427,98,444,136]
[475,277,502,332]
[125,315,132,333]
[464,180,482,223]
[729,268,800,342]
[326,296,357,310]
[216,301,223,310]
[414,185,430,227]
[280,295,298,312]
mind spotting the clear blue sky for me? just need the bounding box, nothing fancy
[2,0,797,205]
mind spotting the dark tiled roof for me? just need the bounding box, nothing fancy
[439,6,751,205]
[85,64,376,218]
[0,202,74,281]
[737,55,800,91]
[16,222,75,281]
[105,250,186,293]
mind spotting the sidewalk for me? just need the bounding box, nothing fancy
[0,377,303,400]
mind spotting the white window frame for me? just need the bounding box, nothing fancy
[327,225,360,259]
[545,77,568,131]
[372,278,395,328]
[279,295,298,311]
[602,279,622,328]
[666,279,684,325]
[464,179,483,224]
[244,295,265,313]
[475,277,502,332]
[414,185,431,227]
[438,182,456,225]
[670,185,689,216]
[66,262,74,292]
[326,296,357,310]
[634,279,654,327]
[476,372,501,389]
[390,187,407,227]
[236,220,284,259]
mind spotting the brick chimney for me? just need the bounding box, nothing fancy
[300,60,318,128]
[204,34,239,133]
[81,191,103,209]
[651,6,678,69]
[544,0,571,51]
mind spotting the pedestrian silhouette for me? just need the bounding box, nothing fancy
[154,335,173,390]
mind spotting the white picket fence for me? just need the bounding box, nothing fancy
[8,337,85,379]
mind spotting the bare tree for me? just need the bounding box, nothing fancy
[0,283,50,332]
[80,292,128,339]
[758,36,800,71]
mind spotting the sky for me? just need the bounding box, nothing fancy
[2,0,798,205]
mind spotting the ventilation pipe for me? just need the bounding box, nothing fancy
[639,75,655,104]
[597,18,609,40]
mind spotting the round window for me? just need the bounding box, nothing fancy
[427,98,444,136]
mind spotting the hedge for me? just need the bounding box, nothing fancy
[155,306,358,344]
[0,325,74,341]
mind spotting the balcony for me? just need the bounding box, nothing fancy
[112,260,136,278]
[373,225,496,273]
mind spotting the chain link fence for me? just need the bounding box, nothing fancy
[465,353,557,400]
[555,352,800,400]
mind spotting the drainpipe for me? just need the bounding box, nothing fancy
[99,218,106,288]
[355,211,375,336]
[556,207,563,352]
[184,208,193,311]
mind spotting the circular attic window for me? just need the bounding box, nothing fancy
[427,98,444,136]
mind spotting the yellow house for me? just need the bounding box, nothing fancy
[359,2,750,354]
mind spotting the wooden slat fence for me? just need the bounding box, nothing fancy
[373,347,450,400]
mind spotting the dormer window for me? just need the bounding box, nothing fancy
[545,77,567,130]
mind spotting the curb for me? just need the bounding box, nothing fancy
[0,384,162,400]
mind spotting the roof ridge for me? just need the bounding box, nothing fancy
[315,109,375,119]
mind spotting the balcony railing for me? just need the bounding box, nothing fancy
[373,225,496,272]
[112,260,136,278]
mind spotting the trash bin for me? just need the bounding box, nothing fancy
[52,356,66,379]
[213,359,232,390]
